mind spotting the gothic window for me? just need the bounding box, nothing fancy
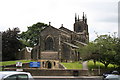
[45,37,54,50]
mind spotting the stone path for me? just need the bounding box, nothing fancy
[82,61,88,70]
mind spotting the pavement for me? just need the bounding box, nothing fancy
[33,76,103,80]
[33,76,103,78]
[82,61,88,70]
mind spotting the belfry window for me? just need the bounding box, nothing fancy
[77,26,82,32]
[45,37,54,50]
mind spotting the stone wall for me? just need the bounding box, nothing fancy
[4,68,106,76]
[41,51,58,60]
[39,60,59,69]
[4,68,88,76]
[40,26,60,52]
[2,63,113,76]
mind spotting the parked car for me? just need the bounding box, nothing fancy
[0,71,34,80]
[103,71,112,78]
[103,71,119,78]
[104,74,120,80]
[104,71,120,80]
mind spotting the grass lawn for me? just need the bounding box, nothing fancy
[88,60,116,70]
[61,61,82,69]
[0,60,34,66]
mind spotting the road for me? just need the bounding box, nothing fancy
[33,76,103,80]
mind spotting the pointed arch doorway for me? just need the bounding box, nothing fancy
[45,61,52,69]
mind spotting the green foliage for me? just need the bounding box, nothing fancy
[20,22,48,47]
[80,42,99,61]
[80,34,120,68]
[94,35,117,67]
[113,38,120,66]
[2,28,22,61]
[61,62,82,69]
[88,60,106,70]
[88,60,117,70]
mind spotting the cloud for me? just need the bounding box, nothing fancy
[0,0,119,41]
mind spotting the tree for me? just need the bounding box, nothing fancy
[80,42,100,65]
[20,22,48,47]
[113,38,120,66]
[80,34,117,68]
[2,28,22,61]
[94,35,116,68]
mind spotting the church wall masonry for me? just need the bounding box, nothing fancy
[40,26,60,52]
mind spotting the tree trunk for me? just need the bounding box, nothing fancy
[104,63,109,68]
[93,60,96,66]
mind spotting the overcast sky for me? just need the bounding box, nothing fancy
[0,0,119,41]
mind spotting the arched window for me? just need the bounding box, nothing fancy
[77,26,82,32]
[45,37,54,50]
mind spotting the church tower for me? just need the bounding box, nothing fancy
[73,12,89,43]
[74,12,88,33]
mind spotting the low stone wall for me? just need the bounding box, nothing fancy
[4,68,93,76]
[26,69,90,76]
[2,63,112,76]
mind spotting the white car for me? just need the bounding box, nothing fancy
[105,74,120,80]
[0,71,34,80]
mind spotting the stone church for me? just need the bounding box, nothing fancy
[31,13,89,69]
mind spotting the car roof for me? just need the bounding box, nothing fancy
[0,71,30,79]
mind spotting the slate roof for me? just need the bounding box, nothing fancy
[64,42,79,49]
[74,40,87,46]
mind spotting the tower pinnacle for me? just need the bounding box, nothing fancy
[75,13,77,22]
[78,15,79,21]
[83,12,85,22]
[49,22,51,26]
[85,14,87,24]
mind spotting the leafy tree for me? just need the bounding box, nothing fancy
[80,42,99,65]
[94,35,116,67]
[20,22,48,47]
[80,34,117,68]
[2,28,22,61]
[113,38,120,66]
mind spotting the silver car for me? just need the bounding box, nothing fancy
[105,74,120,80]
[0,71,34,80]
